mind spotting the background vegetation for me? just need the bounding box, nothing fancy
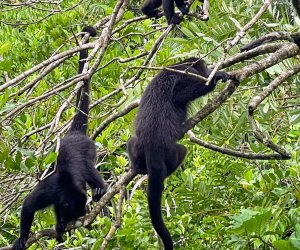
[0,0,300,249]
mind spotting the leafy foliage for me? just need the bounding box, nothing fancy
[0,0,300,249]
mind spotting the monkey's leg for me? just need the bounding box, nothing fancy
[18,200,35,242]
[64,203,87,222]
[14,183,55,249]
[13,237,27,250]
[166,144,187,176]
[173,77,227,104]
[127,137,147,174]
[141,0,162,18]
[162,0,183,24]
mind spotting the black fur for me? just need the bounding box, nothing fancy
[13,26,106,250]
[127,58,232,250]
[293,0,300,17]
[141,0,189,25]
[240,31,300,52]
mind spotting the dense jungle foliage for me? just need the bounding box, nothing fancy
[0,0,300,249]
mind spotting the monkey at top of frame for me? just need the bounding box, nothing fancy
[127,57,234,250]
[141,0,190,25]
[12,26,107,250]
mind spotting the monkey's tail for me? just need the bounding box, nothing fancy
[146,151,173,250]
[70,26,97,134]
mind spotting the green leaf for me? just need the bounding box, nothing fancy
[116,155,128,167]
[229,16,242,29]
[25,157,35,169]
[0,89,10,110]
[0,43,10,54]
[180,27,196,38]
[44,152,58,165]
[273,240,296,250]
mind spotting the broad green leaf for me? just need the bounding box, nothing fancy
[44,152,58,165]
[0,43,10,54]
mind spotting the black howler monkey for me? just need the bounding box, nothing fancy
[127,58,232,250]
[13,26,106,250]
[141,0,189,25]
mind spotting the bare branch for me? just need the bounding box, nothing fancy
[246,63,300,159]
[100,186,126,250]
[92,99,140,140]
[188,131,286,160]
[0,42,95,93]
[227,0,273,49]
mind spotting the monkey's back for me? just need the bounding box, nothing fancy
[135,71,187,145]
[56,132,96,187]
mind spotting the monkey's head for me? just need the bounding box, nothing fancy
[61,192,87,222]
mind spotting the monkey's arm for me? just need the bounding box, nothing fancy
[213,71,232,83]
[172,78,217,104]
[162,0,182,24]
[173,70,231,104]
[240,33,287,52]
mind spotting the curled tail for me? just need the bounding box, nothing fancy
[70,26,97,134]
[146,151,173,250]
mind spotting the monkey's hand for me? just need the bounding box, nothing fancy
[169,13,183,25]
[13,237,27,250]
[92,187,106,202]
[214,71,233,83]
[178,2,189,14]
